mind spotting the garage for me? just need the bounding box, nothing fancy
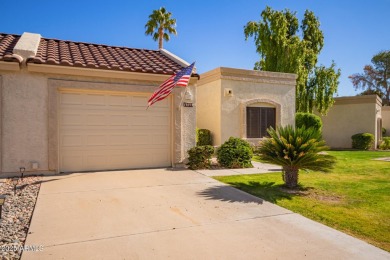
[59,90,172,172]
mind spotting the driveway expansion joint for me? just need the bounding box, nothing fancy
[42,212,295,249]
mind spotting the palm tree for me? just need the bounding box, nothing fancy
[145,7,177,49]
[257,126,336,188]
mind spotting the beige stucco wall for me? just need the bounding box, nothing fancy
[196,79,221,145]
[197,67,296,146]
[0,65,197,175]
[382,106,390,136]
[1,72,48,174]
[319,95,382,149]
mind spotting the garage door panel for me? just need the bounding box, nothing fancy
[132,134,150,145]
[152,134,169,145]
[86,114,107,126]
[132,96,148,107]
[108,115,128,126]
[131,115,150,126]
[85,94,106,106]
[62,135,83,147]
[86,135,107,146]
[59,91,171,172]
[61,114,83,126]
[108,135,128,146]
[153,98,169,108]
[61,152,84,172]
[107,95,129,106]
[61,93,83,105]
[152,115,169,126]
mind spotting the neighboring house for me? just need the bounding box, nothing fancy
[196,67,297,146]
[319,95,382,149]
[0,32,198,175]
[382,106,390,137]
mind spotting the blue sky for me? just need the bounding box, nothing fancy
[1,0,389,97]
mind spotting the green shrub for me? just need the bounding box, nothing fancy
[383,127,387,136]
[217,137,253,168]
[351,133,375,150]
[379,137,390,150]
[295,112,322,132]
[257,126,336,188]
[187,145,214,170]
[196,129,212,146]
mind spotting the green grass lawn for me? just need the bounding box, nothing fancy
[214,151,390,252]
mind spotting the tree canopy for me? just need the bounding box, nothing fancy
[145,7,177,49]
[244,6,340,115]
[349,50,390,106]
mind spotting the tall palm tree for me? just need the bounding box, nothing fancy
[257,126,336,188]
[145,7,177,49]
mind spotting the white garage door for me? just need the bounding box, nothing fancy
[59,90,171,172]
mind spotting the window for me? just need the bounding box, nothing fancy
[246,107,276,138]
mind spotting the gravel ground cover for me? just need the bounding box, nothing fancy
[0,176,41,260]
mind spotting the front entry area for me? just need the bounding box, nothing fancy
[58,90,172,172]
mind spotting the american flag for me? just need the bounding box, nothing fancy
[147,62,195,108]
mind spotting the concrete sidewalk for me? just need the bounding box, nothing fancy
[22,169,389,259]
[197,161,282,176]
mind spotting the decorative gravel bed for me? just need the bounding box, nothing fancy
[0,176,41,260]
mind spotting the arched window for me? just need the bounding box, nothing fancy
[241,99,281,139]
[247,106,276,138]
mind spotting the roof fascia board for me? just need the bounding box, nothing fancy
[27,64,198,84]
[334,95,381,105]
[0,61,20,71]
[160,49,195,71]
[199,67,297,86]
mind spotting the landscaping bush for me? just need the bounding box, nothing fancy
[295,112,322,132]
[351,133,375,150]
[257,126,335,188]
[379,137,390,150]
[196,128,212,146]
[383,127,387,136]
[217,137,253,168]
[187,145,214,170]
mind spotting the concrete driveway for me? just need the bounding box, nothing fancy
[23,169,389,259]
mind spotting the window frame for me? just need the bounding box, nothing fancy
[246,107,276,138]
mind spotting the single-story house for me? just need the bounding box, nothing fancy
[318,95,383,149]
[0,32,198,175]
[382,106,390,137]
[196,67,296,146]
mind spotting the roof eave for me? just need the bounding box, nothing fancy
[27,64,199,84]
[0,61,20,71]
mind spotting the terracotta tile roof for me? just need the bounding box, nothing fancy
[0,34,21,62]
[0,33,190,75]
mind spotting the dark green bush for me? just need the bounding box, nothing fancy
[187,145,214,170]
[196,129,212,146]
[383,127,387,136]
[217,137,253,168]
[379,137,390,150]
[351,133,375,150]
[295,112,322,132]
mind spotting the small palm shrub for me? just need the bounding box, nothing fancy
[217,137,253,168]
[187,145,214,170]
[295,112,322,132]
[257,126,336,189]
[383,127,387,136]
[351,133,374,150]
[196,128,212,146]
[379,137,390,150]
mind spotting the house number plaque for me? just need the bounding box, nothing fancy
[183,102,193,107]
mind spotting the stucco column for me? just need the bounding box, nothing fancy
[173,85,196,166]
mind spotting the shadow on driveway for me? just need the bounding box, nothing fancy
[197,185,264,204]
